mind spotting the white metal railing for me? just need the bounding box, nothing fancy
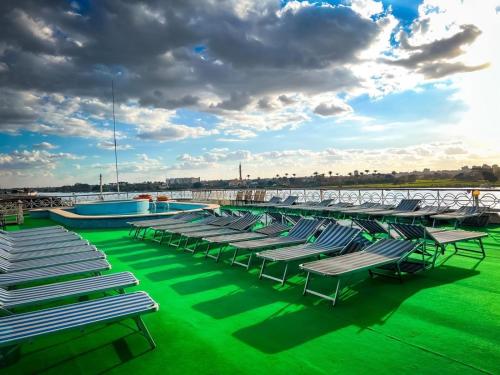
[2,187,499,211]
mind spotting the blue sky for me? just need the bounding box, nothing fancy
[0,0,498,187]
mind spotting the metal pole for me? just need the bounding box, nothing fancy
[111,80,120,195]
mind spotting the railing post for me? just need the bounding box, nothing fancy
[381,189,385,205]
[358,189,361,204]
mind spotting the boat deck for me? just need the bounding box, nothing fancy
[2,217,500,374]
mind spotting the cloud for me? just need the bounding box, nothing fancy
[313,101,353,117]
[33,141,58,150]
[0,149,81,171]
[97,141,133,150]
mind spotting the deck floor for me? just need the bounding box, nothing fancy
[3,217,500,374]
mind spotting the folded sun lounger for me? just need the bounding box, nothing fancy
[391,205,450,223]
[0,291,159,363]
[0,244,99,262]
[0,259,111,288]
[0,250,106,273]
[0,271,138,312]
[363,199,421,218]
[256,223,362,284]
[300,239,422,306]
[352,218,391,240]
[0,239,90,254]
[228,218,324,269]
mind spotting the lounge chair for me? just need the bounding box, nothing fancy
[161,216,240,247]
[128,212,204,237]
[317,202,355,214]
[228,218,324,269]
[341,203,394,216]
[389,223,488,263]
[0,226,67,238]
[364,199,421,219]
[204,222,290,262]
[0,232,82,248]
[149,215,223,243]
[300,239,423,306]
[249,196,282,208]
[0,250,106,273]
[0,244,99,262]
[430,206,488,228]
[270,196,299,209]
[0,291,158,363]
[0,239,91,254]
[0,272,138,312]
[256,224,362,284]
[286,199,335,213]
[391,205,450,223]
[352,218,391,240]
[0,259,111,288]
[338,202,380,217]
[175,213,262,253]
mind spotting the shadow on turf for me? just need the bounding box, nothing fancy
[228,265,479,353]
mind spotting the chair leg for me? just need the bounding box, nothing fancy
[134,316,156,349]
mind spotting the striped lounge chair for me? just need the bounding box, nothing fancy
[228,218,324,269]
[390,223,488,264]
[0,272,138,313]
[204,222,290,262]
[0,292,159,364]
[0,244,100,262]
[0,259,111,289]
[175,213,262,253]
[430,206,488,228]
[300,239,422,306]
[256,223,362,284]
[364,199,421,219]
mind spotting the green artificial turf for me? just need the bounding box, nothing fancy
[2,217,500,374]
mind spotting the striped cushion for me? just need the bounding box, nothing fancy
[0,292,157,347]
[0,259,111,287]
[1,239,90,254]
[0,250,106,273]
[0,272,138,309]
[1,245,98,262]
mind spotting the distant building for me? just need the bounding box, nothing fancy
[165,177,200,187]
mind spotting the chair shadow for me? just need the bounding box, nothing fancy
[230,265,479,354]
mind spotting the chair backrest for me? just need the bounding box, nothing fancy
[287,218,323,240]
[317,199,335,207]
[228,213,261,230]
[352,218,388,235]
[284,214,302,225]
[357,202,379,209]
[268,196,282,204]
[390,223,425,240]
[244,190,253,200]
[395,199,421,211]
[266,212,285,223]
[365,239,418,259]
[256,222,289,236]
[314,224,361,248]
[333,202,354,208]
[281,196,298,205]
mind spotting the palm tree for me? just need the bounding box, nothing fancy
[336,172,339,176]
[285,173,289,179]
[328,171,332,178]
[313,171,318,178]
[246,174,250,180]
[365,169,369,174]
[292,173,296,178]
[348,172,352,176]
[276,174,280,179]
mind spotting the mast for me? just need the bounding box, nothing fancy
[111,80,120,194]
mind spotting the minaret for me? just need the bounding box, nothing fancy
[239,163,242,181]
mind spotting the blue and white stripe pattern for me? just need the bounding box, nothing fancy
[0,233,81,248]
[0,259,111,287]
[0,272,138,310]
[0,292,157,347]
[184,214,261,239]
[0,245,98,262]
[0,239,90,254]
[230,218,323,250]
[0,250,106,273]
[300,239,417,276]
[257,224,361,261]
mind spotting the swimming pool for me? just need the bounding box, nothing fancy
[30,199,219,228]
